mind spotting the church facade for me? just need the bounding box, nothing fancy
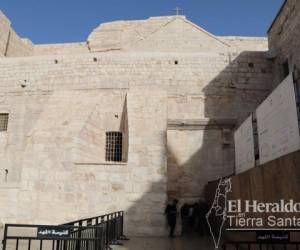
[0,0,299,236]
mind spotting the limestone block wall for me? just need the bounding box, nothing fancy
[0,88,167,237]
[166,51,273,201]
[87,16,231,53]
[16,91,106,223]
[125,87,167,235]
[0,52,273,124]
[34,43,89,56]
[0,11,33,57]
[72,91,128,164]
[220,37,268,52]
[130,18,230,53]
[167,129,231,200]
[87,16,270,54]
[0,12,269,58]
[167,52,272,120]
[0,11,10,57]
[0,51,273,237]
[19,91,123,224]
[5,31,33,57]
[268,0,300,86]
[0,93,37,185]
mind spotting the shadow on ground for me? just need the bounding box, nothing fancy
[112,236,214,250]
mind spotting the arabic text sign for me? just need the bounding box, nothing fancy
[37,226,70,238]
[234,115,255,174]
[256,231,290,243]
[256,74,300,165]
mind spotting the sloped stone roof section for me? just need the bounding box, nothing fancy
[87,16,231,53]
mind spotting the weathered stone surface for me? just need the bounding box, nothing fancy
[0,11,33,57]
[0,9,284,238]
[268,0,300,87]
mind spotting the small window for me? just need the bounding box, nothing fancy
[105,132,123,162]
[0,113,9,132]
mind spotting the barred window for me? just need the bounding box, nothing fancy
[0,114,9,132]
[105,132,123,162]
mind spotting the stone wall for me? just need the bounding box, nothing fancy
[5,31,33,57]
[0,11,33,57]
[87,16,269,53]
[34,43,89,56]
[0,12,269,57]
[268,0,300,86]
[0,11,10,57]
[166,51,273,201]
[220,37,268,52]
[71,92,128,164]
[0,11,277,237]
[0,88,167,236]
[0,51,273,236]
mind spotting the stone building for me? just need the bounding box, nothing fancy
[0,0,297,236]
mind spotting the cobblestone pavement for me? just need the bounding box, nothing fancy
[112,236,214,250]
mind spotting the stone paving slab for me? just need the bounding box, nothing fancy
[112,236,215,250]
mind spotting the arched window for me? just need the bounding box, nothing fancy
[105,131,123,162]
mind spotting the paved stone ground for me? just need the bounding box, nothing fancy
[0,227,216,250]
[112,236,215,250]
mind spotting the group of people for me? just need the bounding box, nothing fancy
[165,198,209,238]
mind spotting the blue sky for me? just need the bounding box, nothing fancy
[0,0,283,44]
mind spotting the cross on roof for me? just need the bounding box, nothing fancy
[172,7,183,16]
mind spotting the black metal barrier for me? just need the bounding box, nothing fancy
[2,211,129,250]
[2,224,105,250]
[62,211,129,249]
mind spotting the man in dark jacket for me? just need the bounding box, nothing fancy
[165,199,178,237]
[180,203,190,236]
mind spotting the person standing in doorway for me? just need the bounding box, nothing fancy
[165,199,178,238]
[180,203,190,236]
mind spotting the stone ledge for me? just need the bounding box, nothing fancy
[74,162,128,166]
[168,118,237,130]
[0,182,20,189]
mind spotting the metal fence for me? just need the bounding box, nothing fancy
[62,211,129,247]
[2,211,129,250]
[2,224,105,250]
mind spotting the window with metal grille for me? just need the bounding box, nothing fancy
[105,132,123,162]
[0,114,9,132]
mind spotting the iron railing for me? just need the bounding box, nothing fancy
[62,211,129,247]
[2,224,105,250]
[2,211,129,250]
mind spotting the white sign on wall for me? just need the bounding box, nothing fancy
[234,115,255,174]
[256,74,300,165]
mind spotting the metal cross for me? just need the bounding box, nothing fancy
[172,7,183,16]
